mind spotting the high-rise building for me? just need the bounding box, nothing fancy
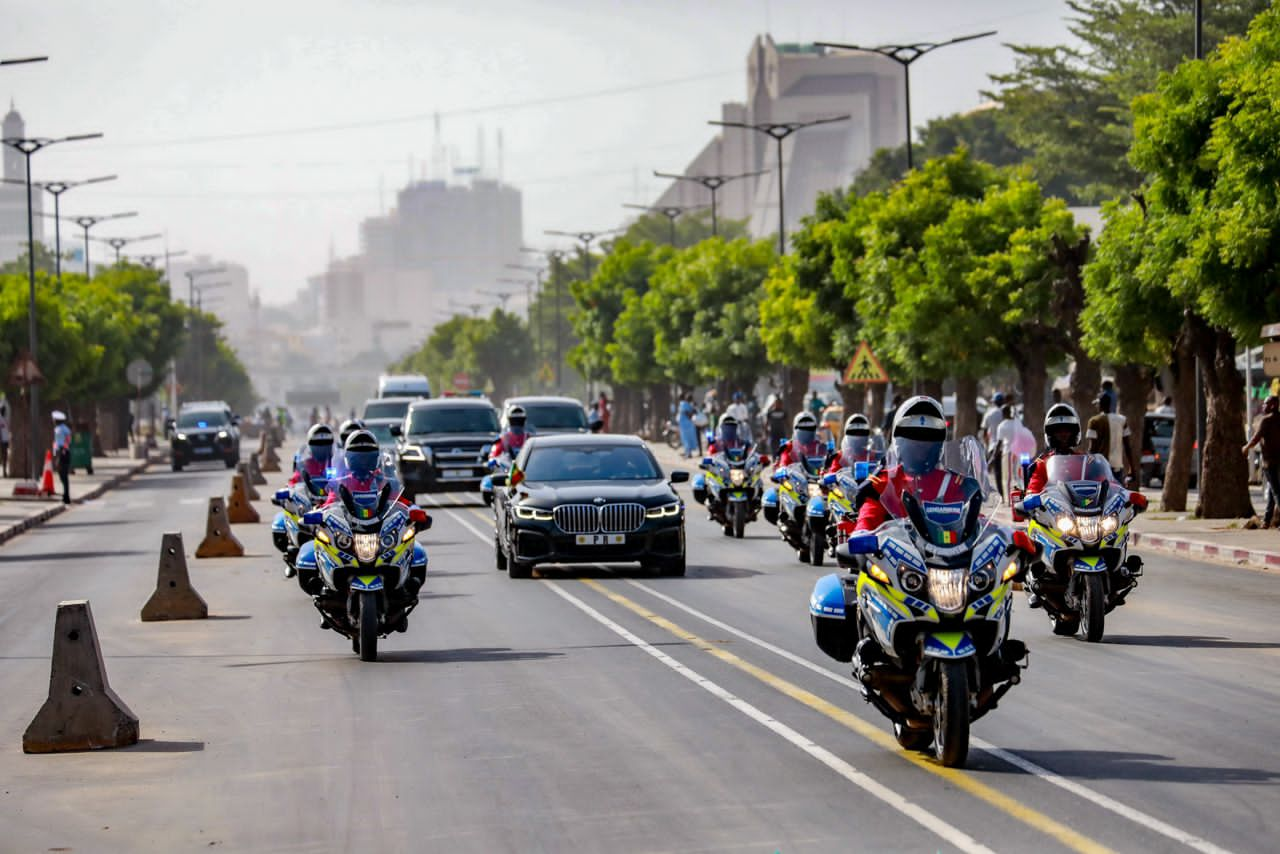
[653,36,904,241]
[0,102,45,265]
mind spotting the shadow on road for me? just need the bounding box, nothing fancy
[988,749,1280,785]
[0,549,147,563]
[1105,634,1280,650]
[686,563,764,579]
[120,739,206,753]
[378,647,562,664]
[207,614,252,620]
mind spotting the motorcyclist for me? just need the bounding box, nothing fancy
[490,404,533,464]
[338,418,365,449]
[775,412,826,469]
[288,424,335,493]
[324,430,412,509]
[855,396,963,532]
[707,413,749,456]
[1022,403,1082,496]
[827,413,877,474]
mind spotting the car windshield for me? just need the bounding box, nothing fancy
[522,445,661,482]
[365,423,396,445]
[177,410,228,429]
[408,406,499,435]
[363,399,411,420]
[1146,417,1174,439]
[522,403,588,431]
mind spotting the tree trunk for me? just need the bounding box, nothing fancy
[1113,363,1150,486]
[1161,319,1197,512]
[953,375,980,439]
[866,384,887,433]
[919,378,944,401]
[782,365,807,420]
[836,381,862,419]
[1196,325,1254,518]
[648,383,671,440]
[1068,352,1101,419]
[7,387,34,480]
[1017,351,1048,453]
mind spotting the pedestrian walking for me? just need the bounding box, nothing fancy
[52,410,72,505]
[677,394,699,459]
[0,403,10,478]
[1086,394,1137,486]
[1244,396,1280,527]
[807,391,824,419]
[765,395,788,452]
[598,392,611,433]
[726,392,751,444]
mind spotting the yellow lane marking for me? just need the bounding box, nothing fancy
[579,577,1113,854]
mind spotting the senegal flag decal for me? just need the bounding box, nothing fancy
[938,530,958,545]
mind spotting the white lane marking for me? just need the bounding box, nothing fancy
[435,503,991,854]
[624,578,1233,854]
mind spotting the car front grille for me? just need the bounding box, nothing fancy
[553,503,646,534]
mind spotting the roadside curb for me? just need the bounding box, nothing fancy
[1130,530,1280,573]
[0,454,159,548]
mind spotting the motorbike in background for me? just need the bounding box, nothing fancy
[692,445,768,538]
[766,450,830,565]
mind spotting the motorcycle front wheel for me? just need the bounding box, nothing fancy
[732,502,747,539]
[1080,573,1106,643]
[933,660,970,768]
[809,526,825,567]
[358,591,379,662]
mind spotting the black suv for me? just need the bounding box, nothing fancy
[397,398,500,494]
[171,407,240,470]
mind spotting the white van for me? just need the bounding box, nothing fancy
[377,373,431,399]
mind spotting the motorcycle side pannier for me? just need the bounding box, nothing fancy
[809,573,858,663]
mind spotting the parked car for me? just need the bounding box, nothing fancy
[492,434,688,578]
[1141,412,1197,487]
[396,398,500,495]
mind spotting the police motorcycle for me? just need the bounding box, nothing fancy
[1015,453,1146,642]
[295,432,430,662]
[815,417,884,560]
[692,444,768,538]
[271,425,337,578]
[481,405,531,507]
[765,445,833,565]
[810,435,1032,767]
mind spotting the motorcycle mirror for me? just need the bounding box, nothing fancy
[273,488,290,502]
[1020,494,1042,512]
[302,511,323,525]
[701,456,713,467]
[1011,530,1038,555]
[491,473,508,487]
[1130,491,1148,510]
[821,473,837,487]
[758,454,771,466]
[770,470,786,483]
[669,470,690,484]
[854,461,870,481]
[846,533,879,555]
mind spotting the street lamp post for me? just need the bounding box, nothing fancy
[815,31,996,173]
[504,265,545,367]
[3,175,116,282]
[55,211,138,275]
[527,245,579,390]
[478,287,518,311]
[543,229,620,281]
[622,202,709,247]
[182,267,226,402]
[0,130,102,480]
[95,232,162,264]
[652,169,767,236]
[708,117,849,255]
[0,56,48,67]
[190,278,230,399]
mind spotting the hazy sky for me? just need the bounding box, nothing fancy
[6,0,1075,304]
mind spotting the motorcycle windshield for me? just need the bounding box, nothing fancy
[803,456,826,477]
[1044,453,1116,510]
[882,436,993,547]
[723,447,748,464]
[329,463,404,522]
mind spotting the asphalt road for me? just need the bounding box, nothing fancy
[1,460,1278,853]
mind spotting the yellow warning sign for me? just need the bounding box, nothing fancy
[538,362,555,385]
[843,341,889,384]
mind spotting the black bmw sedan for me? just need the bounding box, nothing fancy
[493,434,689,578]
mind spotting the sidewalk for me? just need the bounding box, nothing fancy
[646,438,1280,573]
[0,448,160,546]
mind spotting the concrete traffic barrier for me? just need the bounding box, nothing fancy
[248,452,268,486]
[261,445,282,473]
[141,532,208,622]
[226,474,261,524]
[23,600,140,753]
[195,497,245,558]
[236,463,261,500]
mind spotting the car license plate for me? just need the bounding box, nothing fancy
[193,447,214,455]
[441,470,470,479]
[576,534,625,545]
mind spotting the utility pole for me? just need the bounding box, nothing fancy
[815,31,995,173]
[504,265,545,371]
[622,203,709,247]
[526,246,574,391]
[3,175,115,282]
[652,169,767,236]
[709,116,848,255]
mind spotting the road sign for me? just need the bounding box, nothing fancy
[843,341,889,384]
[1263,342,1280,378]
[126,359,153,387]
[1261,322,1280,341]
[452,371,470,391]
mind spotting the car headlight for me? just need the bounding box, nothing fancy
[646,502,681,519]
[1100,514,1119,535]
[514,505,554,521]
[807,483,822,499]
[217,430,229,439]
[175,432,188,442]
[400,446,425,461]
[1055,514,1076,536]
[729,469,746,486]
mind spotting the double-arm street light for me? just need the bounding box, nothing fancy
[622,202,709,247]
[708,117,848,255]
[189,276,229,399]
[815,31,996,173]
[54,211,138,275]
[652,169,767,236]
[3,174,116,282]
[130,248,187,272]
[1,56,47,67]
[0,129,102,481]
[478,288,518,311]
[94,232,162,264]
[542,228,621,281]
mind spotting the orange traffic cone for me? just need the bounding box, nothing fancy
[39,451,56,498]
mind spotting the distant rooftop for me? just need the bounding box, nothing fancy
[774,42,823,55]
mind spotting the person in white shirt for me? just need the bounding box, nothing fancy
[52,410,72,504]
[982,392,1008,451]
[724,392,752,444]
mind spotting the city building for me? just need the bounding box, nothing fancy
[652,36,905,241]
[0,102,45,266]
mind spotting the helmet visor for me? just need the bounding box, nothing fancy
[720,422,738,443]
[842,436,868,458]
[893,437,943,477]
[344,450,382,479]
[794,428,816,446]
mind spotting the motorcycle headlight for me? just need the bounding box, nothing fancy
[334,532,352,551]
[1101,514,1119,535]
[514,505,554,521]
[1055,514,1076,536]
[867,563,892,585]
[1075,516,1103,543]
[353,533,379,563]
[969,563,994,593]
[899,566,927,594]
[314,528,331,546]
[807,483,823,499]
[929,568,968,613]
[646,502,681,519]
[380,532,397,550]
[730,469,746,486]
